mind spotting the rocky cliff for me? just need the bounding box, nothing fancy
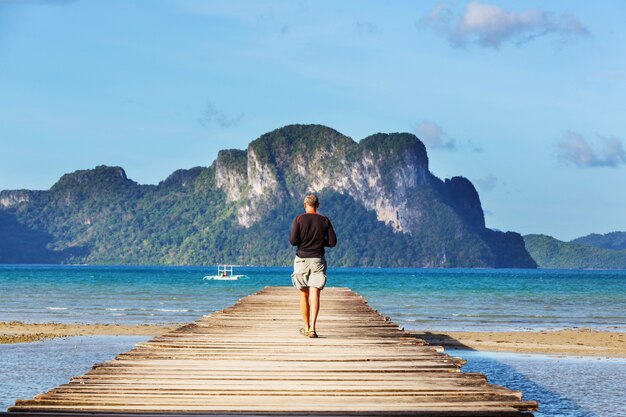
[216,125,473,232]
[0,190,35,208]
[0,124,536,267]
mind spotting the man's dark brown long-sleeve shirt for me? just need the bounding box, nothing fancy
[289,213,337,258]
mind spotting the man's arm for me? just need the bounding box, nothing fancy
[325,218,337,247]
[289,216,300,246]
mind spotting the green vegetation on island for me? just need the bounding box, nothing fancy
[523,234,626,269]
[570,232,626,251]
[0,124,536,268]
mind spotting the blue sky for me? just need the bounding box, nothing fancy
[1,0,625,240]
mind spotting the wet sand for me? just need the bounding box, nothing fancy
[0,321,177,344]
[416,329,626,357]
[2,322,625,357]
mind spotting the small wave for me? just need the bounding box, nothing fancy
[155,308,189,312]
[105,308,126,311]
[46,307,68,311]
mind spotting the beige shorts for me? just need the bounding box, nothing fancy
[291,256,327,290]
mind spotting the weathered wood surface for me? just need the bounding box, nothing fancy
[7,286,536,416]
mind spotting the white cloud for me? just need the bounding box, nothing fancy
[475,174,498,191]
[419,1,589,48]
[557,132,626,168]
[197,102,243,129]
[419,3,453,35]
[415,121,455,150]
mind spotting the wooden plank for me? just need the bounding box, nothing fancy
[5,286,536,416]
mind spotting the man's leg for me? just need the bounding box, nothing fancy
[309,287,320,333]
[299,287,310,331]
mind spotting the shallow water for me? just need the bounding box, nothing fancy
[0,336,149,411]
[459,349,626,417]
[1,265,625,414]
[1,337,624,416]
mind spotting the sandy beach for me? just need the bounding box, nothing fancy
[0,321,177,344]
[2,321,624,357]
[416,329,626,357]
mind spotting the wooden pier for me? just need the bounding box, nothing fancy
[7,286,537,416]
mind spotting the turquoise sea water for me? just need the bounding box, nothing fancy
[1,265,626,416]
[1,265,625,331]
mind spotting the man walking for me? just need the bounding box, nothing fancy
[289,194,337,338]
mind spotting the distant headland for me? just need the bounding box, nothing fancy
[524,232,626,269]
[0,124,543,268]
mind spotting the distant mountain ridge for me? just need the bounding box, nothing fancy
[0,124,536,267]
[524,234,626,269]
[570,232,626,251]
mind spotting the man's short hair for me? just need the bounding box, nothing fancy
[304,194,319,207]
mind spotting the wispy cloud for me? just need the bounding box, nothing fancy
[415,121,455,151]
[356,21,378,35]
[467,139,483,153]
[419,3,454,36]
[557,132,626,168]
[197,102,243,129]
[178,1,292,37]
[418,1,589,49]
[415,121,484,152]
[475,174,498,191]
[0,0,77,4]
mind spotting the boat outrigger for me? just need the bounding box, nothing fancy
[203,265,246,281]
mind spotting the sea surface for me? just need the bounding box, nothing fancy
[1,265,626,416]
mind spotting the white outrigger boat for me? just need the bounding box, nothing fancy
[203,265,246,281]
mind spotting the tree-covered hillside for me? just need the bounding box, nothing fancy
[570,232,626,251]
[524,234,626,269]
[0,125,536,268]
